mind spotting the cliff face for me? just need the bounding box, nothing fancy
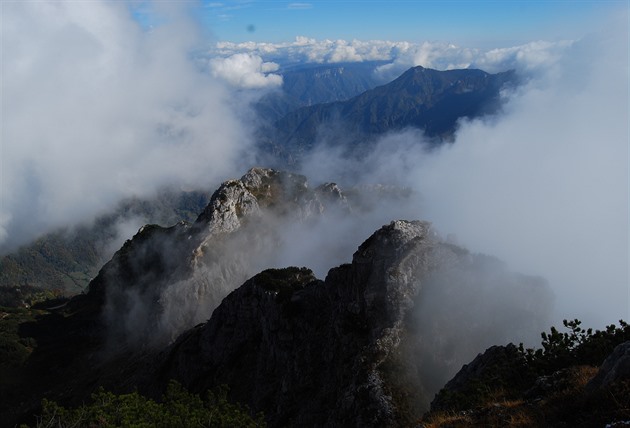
[155,220,436,427]
[151,220,551,427]
[88,167,349,347]
[3,168,556,428]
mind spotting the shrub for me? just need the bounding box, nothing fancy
[519,319,630,374]
[30,381,265,428]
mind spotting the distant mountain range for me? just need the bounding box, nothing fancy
[255,61,389,122]
[260,65,517,162]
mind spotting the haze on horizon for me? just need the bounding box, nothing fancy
[1,0,628,331]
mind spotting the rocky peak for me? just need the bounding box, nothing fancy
[153,220,439,427]
[429,343,528,412]
[346,220,435,337]
[85,168,358,349]
[194,179,260,234]
[240,167,308,207]
[314,182,348,207]
[86,221,193,306]
[587,341,630,392]
[5,208,558,427]
[145,216,554,426]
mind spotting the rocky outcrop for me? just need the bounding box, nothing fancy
[195,179,261,236]
[423,339,630,427]
[587,341,630,392]
[149,220,552,427]
[88,168,351,348]
[429,344,529,412]
[3,169,556,428]
[154,220,436,427]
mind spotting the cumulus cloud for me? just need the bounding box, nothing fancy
[372,39,574,80]
[1,1,254,252]
[208,53,282,89]
[298,15,629,329]
[208,36,581,102]
[213,36,410,65]
[211,36,575,83]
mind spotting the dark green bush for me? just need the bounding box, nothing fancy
[30,381,265,428]
[519,319,630,373]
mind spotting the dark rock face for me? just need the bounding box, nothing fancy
[88,167,350,348]
[3,169,555,428]
[150,220,552,427]
[429,344,529,412]
[155,220,436,427]
[587,341,630,392]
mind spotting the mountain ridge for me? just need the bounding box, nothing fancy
[263,65,517,161]
[0,168,555,427]
[255,60,388,122]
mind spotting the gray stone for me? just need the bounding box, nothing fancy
[587,341,630,392]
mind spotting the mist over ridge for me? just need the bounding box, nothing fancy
[1,1,627,332]
[297,19,629,329]
[1,3,629,426]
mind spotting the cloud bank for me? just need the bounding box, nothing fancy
[211,36,574,79]
[299,15,629,329]
[1,1,254,252]
[208,53,282,89]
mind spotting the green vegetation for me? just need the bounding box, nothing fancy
[0,189,211,296]
[0,306,40,385]
[519,318,630,374]
[0,230,102,295]
[26,381,265,428]
[423,319,630,427]
[0,285,64,307]
[254,267,316,302]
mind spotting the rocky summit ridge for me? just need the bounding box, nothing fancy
[142,216,555,427]
[86,167,352,347]
[152,220,437,427]
[2,167,556,428]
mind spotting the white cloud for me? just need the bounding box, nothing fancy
[298,15,629,329]
[208,53,282,88]
[213,37,410,65]
[1,1,254,252]
[211,36,576,84]
[373,39,574,81]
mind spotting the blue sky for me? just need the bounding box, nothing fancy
[191,0,622,46]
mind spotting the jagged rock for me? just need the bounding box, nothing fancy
[315,182,348,206]
[2,213,555,428]
[429,344,529,412]
[587,341,630,392]
[86,221,194,307]
[240,167,308,208]
[195,180,261,236]
[136,217,553,427]
[88,167,353,348]
[2,167,556,428]
[153,220,436,427]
